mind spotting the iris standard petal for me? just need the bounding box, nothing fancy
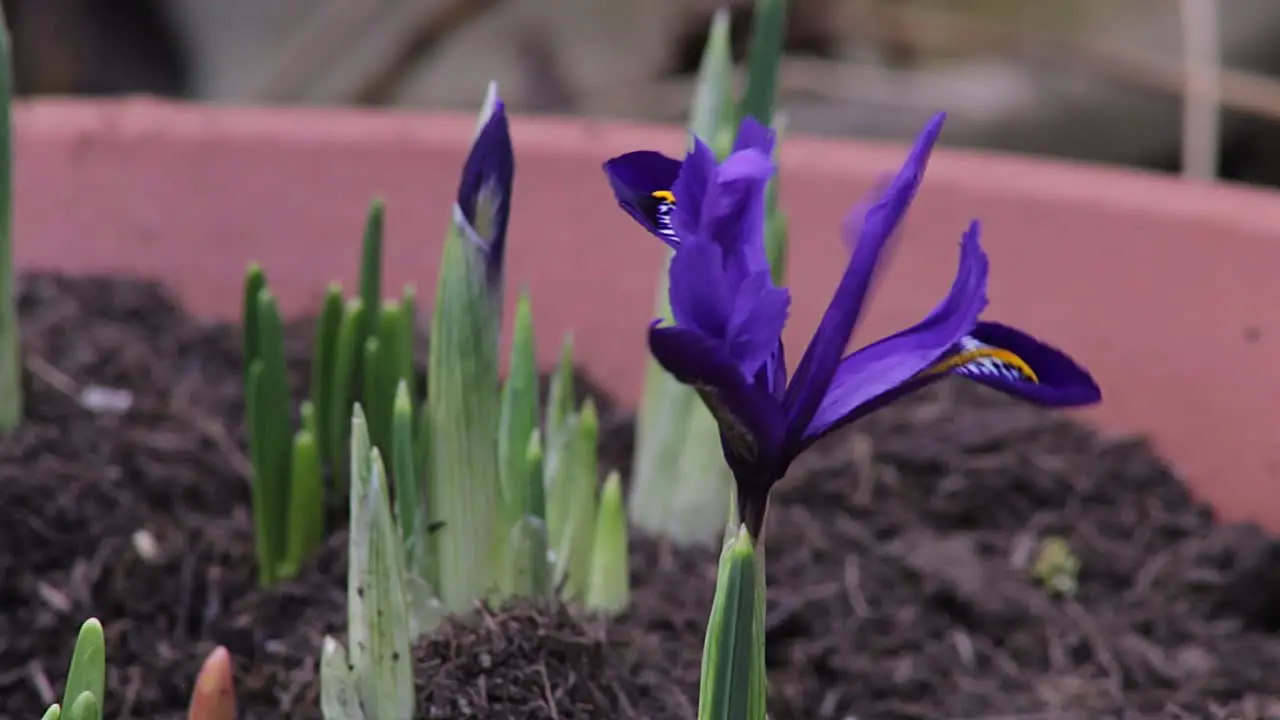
[602,150,682,246]
[648,324,785,478]
[798,220,989,445]
[669,137,719,242]
[668,239,733,339]
[456,100,515,282]
[700,148,775,285]
[782,113,947,439]
[725,270,791,378]
[732,116,777,156]
[922,321,1102,406]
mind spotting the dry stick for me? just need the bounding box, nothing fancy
[1179,0,1222,180]
[585,4,1280,131]
[864,3,1280,124]
[351,0,506,106]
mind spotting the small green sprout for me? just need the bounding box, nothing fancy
[1032,535,1081,597]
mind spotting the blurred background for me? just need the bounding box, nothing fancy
[8,0,1280,188]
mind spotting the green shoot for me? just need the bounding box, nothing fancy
[0,7,19,432]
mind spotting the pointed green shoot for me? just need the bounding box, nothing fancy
[391,379,423,566]
[359,199,385,350]
[241,264,267,380]
[41,706,60,720]
[319,636,366,720]
[367,300,414,455]
[347,406,414,720]
[247,288,291,586]
[62,618,105,714]
[739,0,787,128]
[0,8,19,432]
[362,334,385,455]
[427,223,501,612]
[697,525,767,720]
[498,291,539,524]
[310,283,344,465]
[548,400,599,601]
[281,429,323,578]
[498,428,550,599]
[585,470,630,615]
[63,692,100,720]
[499,514,551,600]
[542,333,576,461]
[328,297,365,478]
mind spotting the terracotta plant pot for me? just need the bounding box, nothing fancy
[17,98,1280,530]
[8,98,1280,718]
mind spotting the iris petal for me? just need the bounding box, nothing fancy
[668,239,733,339]
[726,271,791,378]
[700,148,775,286]
[799,220,988,445]
[456,100,514,282]
[782,113,947,442]
[929,321,1102,406]
[602,150,682,246]
[648,324,785,480]
[670,138,719,242]
[733,116,776,156]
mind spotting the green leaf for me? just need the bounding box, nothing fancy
[245,362,274,586]
[550,400,599,602]
[241,264,266,380]
[498,515,551,600]
[359,199,385,350]
[310,283,344,465]
[63,691,99,720]
[427,226,501,612]
[251,289,291,586]
[40,705,60,720]
[329,298,365,478]
[764,112,788,286]
[697,526,767,720]
[374,300,414,455]
[319,636,365,720]
[62,618,104,714]
[413,396,437,590]
[627,7,740,549]
[0,4,16,432]
[739,0,788,128]
[282,429,323,578]
[498,290,539,524]
[585,470,630,615]
[347,406,414,720]
[363,334,384,454]
[391,380,423,567]
[688,8,735,146]
[543,334,576,458]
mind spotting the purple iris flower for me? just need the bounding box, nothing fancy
[455,99,514,287]
[602,113,1101,538]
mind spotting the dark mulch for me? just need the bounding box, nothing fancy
[2,273,1279,719]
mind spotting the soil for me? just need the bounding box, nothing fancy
[1,273,1279,719]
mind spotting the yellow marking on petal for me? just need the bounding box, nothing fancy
[651,190,676,204]
[926,346,1039,383]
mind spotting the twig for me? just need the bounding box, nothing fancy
[352,0,506,106]
[1179,0,1222,179]
[538,662,562,720]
